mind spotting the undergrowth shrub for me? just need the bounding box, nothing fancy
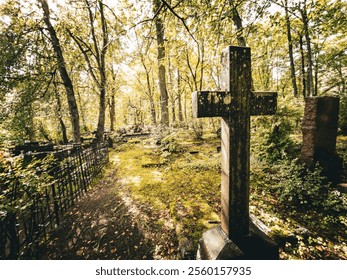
[191,120,203,140]
[1,154,56,219]
[274,160,347,215]
[251,99,302,163]
[161,133,183,153]
[339,94,347,135]
[252,119,298,163]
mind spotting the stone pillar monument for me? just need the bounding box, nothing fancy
[300,96,341,182]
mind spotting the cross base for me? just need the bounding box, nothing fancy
[197,216,279,260]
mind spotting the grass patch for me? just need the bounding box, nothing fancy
[107,131,346,259]
[111,135,221,253]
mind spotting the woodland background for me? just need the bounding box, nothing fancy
[0,0,347,260]
[0,0,346,144]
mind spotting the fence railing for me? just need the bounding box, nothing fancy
[0,142,109,259]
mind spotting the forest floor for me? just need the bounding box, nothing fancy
[37,169,157,260]
[37,131,347,260]
[37,143,180,260]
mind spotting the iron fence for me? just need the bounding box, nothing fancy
[0,142,109,259]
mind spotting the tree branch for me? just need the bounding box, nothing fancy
[160,0,198,45]
[67,28,100,88]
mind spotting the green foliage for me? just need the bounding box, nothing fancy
[251,96,303,163]
[261,121,296,163]
[191,121,204,140]
[1,0,346,143]
[161,133,183,154]
[252,119,298,163]
[339,95,347,135]
[251,155,346,259]
[113,135,220,252]
[274,160,347,215]
[111,132,347,259]
[0,154,55,220]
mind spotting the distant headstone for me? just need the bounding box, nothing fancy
[192,46,278,260]
[300,96,342,182]
[10,142,54,156]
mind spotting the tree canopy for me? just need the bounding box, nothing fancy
[0,0,346,144]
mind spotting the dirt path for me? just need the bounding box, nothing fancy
[37,169,155,260]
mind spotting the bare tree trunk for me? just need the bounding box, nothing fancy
[228,1,246,47]
[109,65,119,132]
[95,0,108,141]
[171,101,176,125]
[299,35,307,97]
[39,0,80,143]
[185,47,199,91]
[109,94,115,131]
[300,2,314,96]
[167,53,176,125]
[153,0,169,127]
[59,117,68,143]
[199,40,205,91]
[177,69,183,122]
[139,48,157,125]
[228,1,256,91]
[69,0,109,141]
[284,0,298,97]
[337,63,346,94]
[96,72,107,141]
[184,90,187,122]
[314,59,319,96]
[149,95,157,125]
[55,91,68,143]
[144,64,157,125]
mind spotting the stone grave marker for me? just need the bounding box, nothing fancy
[192,46,278,259]
[300,96,342,183]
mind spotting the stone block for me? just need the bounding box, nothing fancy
[301,96,340,163]
[197,217,279,260]
[300,96,342,182]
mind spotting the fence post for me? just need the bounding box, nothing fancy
[1,142,109,259]
[51,181,60,226]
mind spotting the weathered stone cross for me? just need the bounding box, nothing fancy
[192,46,277,242]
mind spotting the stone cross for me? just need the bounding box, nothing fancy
[192,46,277,239]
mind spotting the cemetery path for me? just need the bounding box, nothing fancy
[37,169,155,260]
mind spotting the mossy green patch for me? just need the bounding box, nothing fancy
[105,130,346,260]
[110,136,221,248]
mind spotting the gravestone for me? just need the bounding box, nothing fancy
[300,96,342,182]
[192,46,278,260]
[10,142,54,156]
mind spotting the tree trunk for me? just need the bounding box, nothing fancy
[153,0,169,127]
[184,90,187,122]
[337,63,346,94]
[314,59,319,96]
[299,35,307,97]
[177,69,183,122]
[143,57,157,124]
[228,2,255,91]
[229,1,246,47]
[171,100,176,124]
[149,95,157,125]
[109,94,115,132]
[284,0,298,97]
[300,3,314,96]
[55,92,68,143]
[95,0,108,141]
[96,74,107,141]
[39,0,80,143]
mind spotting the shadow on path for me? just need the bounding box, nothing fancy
[37,170,154,260]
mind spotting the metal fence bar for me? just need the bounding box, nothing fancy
[0,142,109,259]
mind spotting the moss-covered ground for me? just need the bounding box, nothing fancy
[105,130,346,260]
[111,131,221,258]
